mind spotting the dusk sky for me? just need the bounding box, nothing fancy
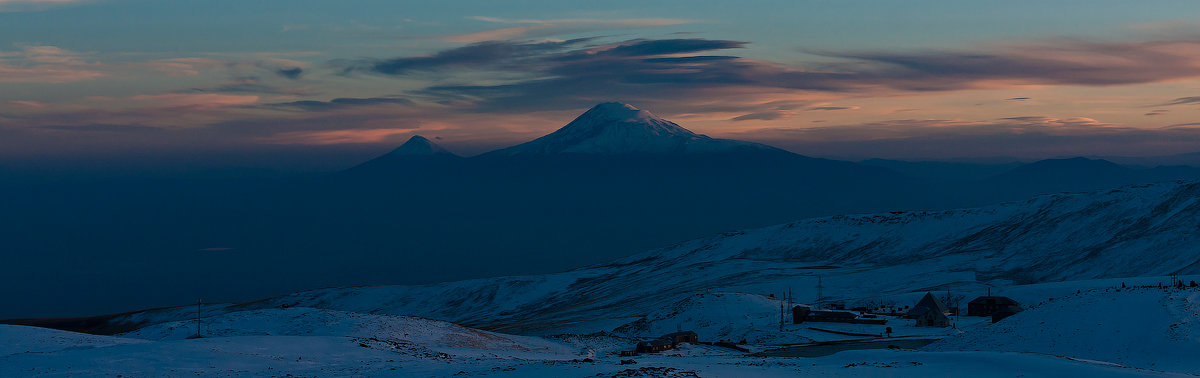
[8,0,1200,170]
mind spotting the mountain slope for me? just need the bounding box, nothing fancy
[338,135,463,178]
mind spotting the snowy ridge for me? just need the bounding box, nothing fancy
[239,180,1200,335]
[485,102,779,156]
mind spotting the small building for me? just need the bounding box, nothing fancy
[793,306,887,325]
[906,292,950,327]
[912,307,951,327]
[635,339,675,353]
[661,331,698,345]
[634,331,699,353]
[967,296,1022,317]
[792,305,812,324]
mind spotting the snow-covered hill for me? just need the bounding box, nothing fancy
[121,307,574,358]
[231,180,1200,336]
[929,285,1200,372]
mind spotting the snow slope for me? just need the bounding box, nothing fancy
[229,180,1200,336]
[928,285,1200,372]
[612,292,790,344]
[0,311,587,376]
[120,307,574,359]
[0,324,147,357]
[609,292,992,347]
[2,324,1187,377]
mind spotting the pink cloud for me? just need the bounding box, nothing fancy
[140,57,310,77]
[141,58,224,76]
[260,128,417,145]
[8,100,46,108]
[444,17,694,43]
[0,45,105,83]
[2,93,263,129]
[445,25,557,43]
[91,93,261,109]
[0,64,105,83]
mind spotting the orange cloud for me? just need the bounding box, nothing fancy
[85,93,260,109]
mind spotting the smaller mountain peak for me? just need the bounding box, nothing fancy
[388,135,454,156]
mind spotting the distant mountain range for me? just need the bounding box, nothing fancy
[4,102,1200,320]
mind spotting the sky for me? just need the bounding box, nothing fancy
[7,0,1200,172]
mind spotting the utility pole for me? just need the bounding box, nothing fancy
[779,300,785,331]
[195,299,202,338]
[816,275,823,308]
[787,288,792,312]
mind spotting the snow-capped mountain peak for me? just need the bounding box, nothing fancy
[573,101,676,126]
[485,102,779,156]
[386,135,454,156]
